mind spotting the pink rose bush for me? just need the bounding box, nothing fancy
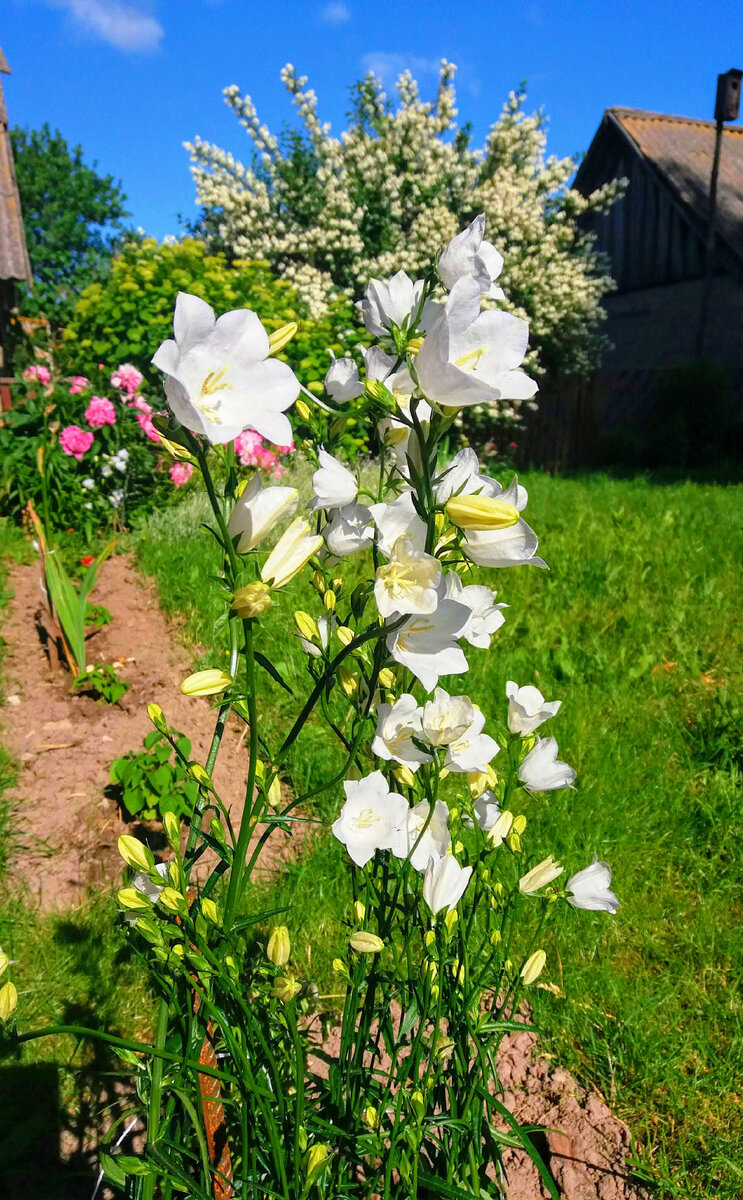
[110,363,144,395]
[84,396,117,428]
[23,364,51,385]
[60,425,95,460]
[234,429,294,477]
[169,462,194,487]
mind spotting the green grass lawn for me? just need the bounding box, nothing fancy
[134,469,743,1199]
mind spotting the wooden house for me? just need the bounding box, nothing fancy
[0,45,33,409]
[574,107,743,449]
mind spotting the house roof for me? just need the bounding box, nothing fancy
[606,107,743,263]
[0,48,33,286]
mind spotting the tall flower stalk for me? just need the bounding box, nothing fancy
[7,218,617,1199]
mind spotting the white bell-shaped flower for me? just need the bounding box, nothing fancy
[422,854,473,915]
[438,214,505,299]
[387,601,470,693]
[372,694,430,770]
[374,537,441,619]
[152,292,299,445]
[309,448,358,512]
[518,737,576,791]
[567,858,619,913]
[506,681,562,736]
[331,772,408,867]
[390,800,451,872]
[228,475,298,553]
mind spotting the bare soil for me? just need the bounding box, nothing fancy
[0,553,289,909]
[0,553,648,1199]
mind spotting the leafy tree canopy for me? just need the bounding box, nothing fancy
[10,123,130,325]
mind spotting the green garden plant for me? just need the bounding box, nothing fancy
[72,662,130,706]
[109,727,198,822]
[8,218,618,1198]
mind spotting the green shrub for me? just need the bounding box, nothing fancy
[109,727,198,822]
[60,236,367,397]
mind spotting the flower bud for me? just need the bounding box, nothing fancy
[336,625,354,647]
[267,925,291,967]
[424,930,436,950]
[410,1089,425,1119]
[268,322,298,356]
[353,900,366,922]
[444,908,458,934]
[294,611,319,641]
[467,771,488,798]
[430,983,440,1001]
[181,669,233,697]
[507,832,522,854]
[512,813,527,835]
[435,1037,455,1062]
[323,589,337,612]
[159,888,189,916]
[349,932,384,954]
[338,666,357,696]
[331,576,344,594]
[0,981,17,1021]
[163,811,180,848]
[189,762,212,788]
[147,702,167,731]
[519,856,563,895]
[118,835,155,873]
[445,495,520,532]
[487,809,514,848]
[233,581,272,619]
[267,774,282,808]
[362,1105,379,1130]
[378,667,395,689]
[168,861,180,887]
[117,887,152,911]
[312,570,326,594]
[392,764,416,788]
[490,929,502,945]
[332,957,347,975]
[296,399,311,422]
[274,975,301,1003]
[305,1144,331,1182]
[521,949,547,986]
[201,899,219,925]
[0,951,7,978]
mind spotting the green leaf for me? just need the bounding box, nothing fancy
[254,650,295,696]
[100,1152,127,1188]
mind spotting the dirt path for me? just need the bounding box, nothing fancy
[0,552,282,909]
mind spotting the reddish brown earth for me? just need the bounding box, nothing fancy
[0,552,648,1199]
[0,553,291,909]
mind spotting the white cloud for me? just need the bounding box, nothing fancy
[46,0,164,53]
[361,52,442,87]
[320,2,350,23]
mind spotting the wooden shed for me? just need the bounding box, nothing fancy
[575,107,743,445]
[0,45,33,408]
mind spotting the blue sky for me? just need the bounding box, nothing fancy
[4,0,741,238]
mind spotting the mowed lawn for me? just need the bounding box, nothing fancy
[135,469,743,1199]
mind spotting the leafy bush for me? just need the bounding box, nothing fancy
[72,662,129,705]
[60,236,366,392]
[109,727,198,822]
[0,362,173,533]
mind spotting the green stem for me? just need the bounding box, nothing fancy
[142,997,170,1200]
[222,616,258,929]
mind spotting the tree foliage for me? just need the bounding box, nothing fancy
[188,63,623,377]
[10,123,130,324]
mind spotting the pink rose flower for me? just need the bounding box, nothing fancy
[85,396,117,428]
[111,363,144,394]
[136,412,161,442]
[130,395,152,415]
[23,364,51,385]
[170,462,194,487]
[233,430,265,466]
[60,425,95,460]
[69,375,90,395]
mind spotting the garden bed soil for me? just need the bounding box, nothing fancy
[0,552,293,910]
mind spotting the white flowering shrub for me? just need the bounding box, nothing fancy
[187,64,621,382]
[10,220,618,1198]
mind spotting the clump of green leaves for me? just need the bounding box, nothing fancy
[109,727,198,822]
[71,662,129,705]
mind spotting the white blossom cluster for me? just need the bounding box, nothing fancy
[186,63,622,379]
